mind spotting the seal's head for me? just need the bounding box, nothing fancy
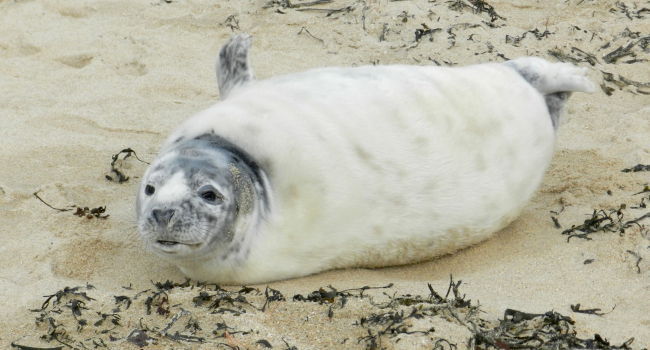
[137,134,269,262]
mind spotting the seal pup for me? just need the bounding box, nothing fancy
[137,34,595,284]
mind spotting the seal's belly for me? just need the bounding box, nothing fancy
[171,63,555,276]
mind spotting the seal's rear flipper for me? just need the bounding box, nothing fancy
[504,57,595,129]
[217,34,254,99]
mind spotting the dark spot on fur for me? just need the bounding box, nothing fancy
[544,92,570,129]
[229,242,241,254]
[505,61,571,131]
[354,145,382,171]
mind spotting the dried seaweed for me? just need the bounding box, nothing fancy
[379,23,389,42]
[32,191,73,212]
[34,286,95,312]
[622,164,650,173]
[93,312,121,328]
[396,11,412,23]
[294,4,353,16]
[113,295,132,312]
[126,329,155,347]
[610,1,650,20]
[414,23,442,42]
[32,194,110,219]
[560,205,650,241]
[447,0,470,12]
[293,283,393,304]
[570,303,607,316]
[106,148,148,183]
[548,47,598,66]
[10,343,64,350]
[73,205,109,219]
[447,0,504,22]
[353,277,473,349]
[142,280,190,316]
[36,317,74,348]
[471,308,635,350]
[191,283,264,316]
[261,287,285,311]
[571,47,599,65]
[264,0,333,9]
[224,14,240,31]
[505,28,553,47]
[282,338,298,350]
[601,70,650,95]
[468,0,504,22]
[17,279,643,349]
[551,216,562,228]
[633,185,650,196]
[603,38,642,64]
[262,0,354,17]
[447,27,457,48]
[297,27,325,45]
[160,309,206,343]
[154,278,192,290]
[256,339,273,348]
[105,149,131,183]
[433,338,458,350]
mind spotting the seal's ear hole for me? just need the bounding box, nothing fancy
[198,185,224,204]
[145,185,155,196]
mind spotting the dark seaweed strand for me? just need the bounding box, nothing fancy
[106,148,149,183]
[622,164,650,173]
[32,191,72,212]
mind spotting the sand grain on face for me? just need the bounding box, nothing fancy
[1,0,649,348]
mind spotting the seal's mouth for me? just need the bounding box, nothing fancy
[153,240,202,253]
[157,240,180,246]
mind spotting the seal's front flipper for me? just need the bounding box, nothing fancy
[504,57,595,129]
[217,34,254,99]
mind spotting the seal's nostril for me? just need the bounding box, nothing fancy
[152,208,175,224]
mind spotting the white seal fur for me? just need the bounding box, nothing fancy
[137,34,595,284]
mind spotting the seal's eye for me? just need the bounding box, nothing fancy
[198,185,223,203]
[202,191,217,201]
[145,185,155,196]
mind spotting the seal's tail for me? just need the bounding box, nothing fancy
[504,57,596,129]
[217,34,254,99]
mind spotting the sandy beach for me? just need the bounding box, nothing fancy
[1,0,649,348]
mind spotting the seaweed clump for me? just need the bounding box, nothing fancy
[12,278,642,349]
[473,309,634,350]
[106,148,148,183]
[560,204,650,242]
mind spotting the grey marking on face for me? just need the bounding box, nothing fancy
[217,34,254,99]
[137,133,271,264]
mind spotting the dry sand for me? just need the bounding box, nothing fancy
[1,0,649,349]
